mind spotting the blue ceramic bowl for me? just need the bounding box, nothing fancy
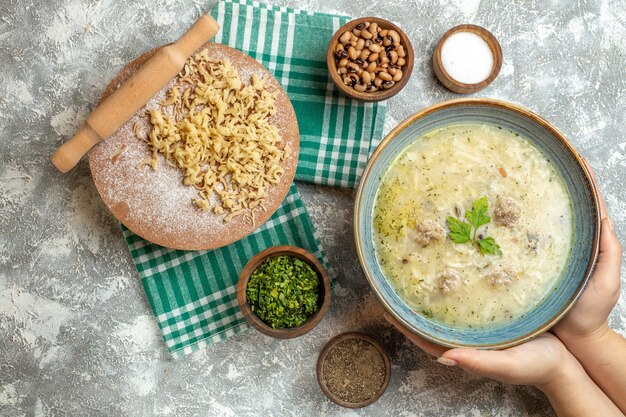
[354,98,600,349]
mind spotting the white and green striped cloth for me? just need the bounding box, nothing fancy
[124,0,387,358]
[124,186,329,358]
[212,0,386,187]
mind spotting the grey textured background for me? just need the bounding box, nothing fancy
[1,0,625,416]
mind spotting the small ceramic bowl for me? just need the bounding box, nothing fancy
[317,332,391,408]
[327,17,414,102]
[237,245,331,339]
[433,24,503,94]
[354,98,601,349]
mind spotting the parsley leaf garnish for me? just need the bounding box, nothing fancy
[446,197,502,256]
[446,216,472,243]
[466,196,491,239]
[477,236,502,256]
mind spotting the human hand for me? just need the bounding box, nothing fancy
[553,160,623,343]
[385,313,573,389]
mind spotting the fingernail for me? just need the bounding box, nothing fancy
[437,357,457,366]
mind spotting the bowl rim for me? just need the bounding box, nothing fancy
[316,332,391,408]
[353,97,601,349]
[237,245,331,339]
[326,17,415,102]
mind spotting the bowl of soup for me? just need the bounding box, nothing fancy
[354,98,600,349]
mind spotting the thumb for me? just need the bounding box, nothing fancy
[595,217,623,279]
[439,348,519,382]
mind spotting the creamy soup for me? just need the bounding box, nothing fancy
[373,124,573,328]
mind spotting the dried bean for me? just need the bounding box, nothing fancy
[383,80,395,89]
[339,31,351,43]
[352,28,361,37]
[365,39,372,47]
[388,30,400,43]
[347,62,360,73]
[359,49,371,60]
[388,67,397,76]
[339,58,348,67]
[397,45,406,58]
[383,36,392,46]
[355,22,366,30]
[354,83,367,92]
[337,49,348,58]
[389,50,398,64]
[373,36,383,44]
[362,71,371,84]
[379,71,392,81]
[379,29,389,37]
[348,46,357,60]
[393,70,403,81]
[385,44,396,52]
[356,38,365,51]
[374,77,383,87]
[397,57,406,67]
[368,44,382,53]
[369,22,378,34]
[338,67,347,74]
[367,61,376,72]
[361,30,373,40]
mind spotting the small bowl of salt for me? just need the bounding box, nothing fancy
[433,24,502,94]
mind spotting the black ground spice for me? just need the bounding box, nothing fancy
[322,338,386,403]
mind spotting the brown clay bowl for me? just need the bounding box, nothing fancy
[317,332,392,408]
[327,17,414,102]
[433,24,503,94]
[237,245,331,339]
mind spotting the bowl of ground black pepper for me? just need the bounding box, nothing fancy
[327,17,414,101]
[317,332,391,408]
[237,245,331,339]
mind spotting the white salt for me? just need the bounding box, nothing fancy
[441,31,494,84]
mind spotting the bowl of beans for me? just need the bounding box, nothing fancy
[327,17,414,101]
[237,245,331,338]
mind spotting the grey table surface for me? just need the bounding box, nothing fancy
[1,0,625,416]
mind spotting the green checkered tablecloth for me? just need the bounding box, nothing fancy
[212,0,386,187]
[125,185,329,358]
[123,0,388,358]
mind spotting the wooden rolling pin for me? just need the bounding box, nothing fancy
[51,14,220,173]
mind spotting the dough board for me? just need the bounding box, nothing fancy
[89,43,299,250]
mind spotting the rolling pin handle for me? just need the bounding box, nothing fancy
[50,124,102,173]
[176,15,221,57]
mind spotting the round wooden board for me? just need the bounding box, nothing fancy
[88,43,299,250]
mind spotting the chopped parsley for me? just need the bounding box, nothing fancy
[246,255,320,329]
[446,197,502,256]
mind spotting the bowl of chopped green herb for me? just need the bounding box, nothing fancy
[237,245,331,338]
